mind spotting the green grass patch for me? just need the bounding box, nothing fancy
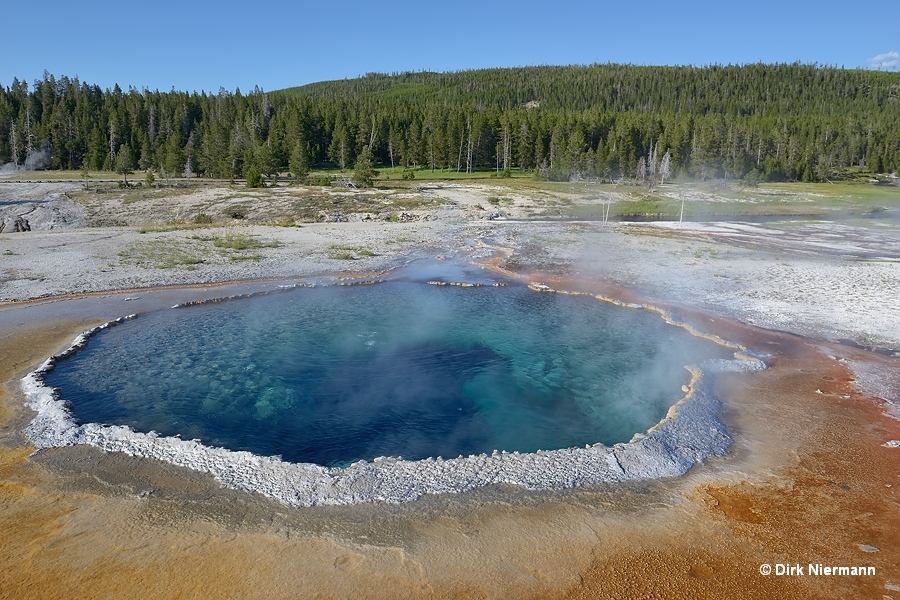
[228,253,263,262]
[138,222,218,233]
[304,165,533,184]
[328,245,376,260]
[118,240,206,269]
[213,230,281,251]
[692,247,720,259]
[0,170,118,181]
[384,236,414,244]
[371,166,534,182]
[546,180,900,220]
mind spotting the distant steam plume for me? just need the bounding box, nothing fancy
[0,143,52,174]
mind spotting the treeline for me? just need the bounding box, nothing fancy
[1,64,899,183]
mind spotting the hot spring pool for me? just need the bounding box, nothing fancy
[42,281,729,468]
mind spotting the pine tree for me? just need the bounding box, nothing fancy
[352,146,376,187]
[116,143,133,185]
[328,121,350,170]
[244,163,264,188]
[139,137,154,171]
[289,139,309,180]
[164,134,184,177]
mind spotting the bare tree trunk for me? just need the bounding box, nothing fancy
[502,122,510,171]
[660,150,671,184]
[108,118,117,169]
[465,115,473,174]
[9,122,18,168]
[24,108,34,168]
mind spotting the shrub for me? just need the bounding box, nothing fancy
[244,165,264,188]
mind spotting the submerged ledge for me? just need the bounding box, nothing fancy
[20,289,766,507]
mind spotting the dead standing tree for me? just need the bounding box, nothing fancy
[636,156,647,182]
[24,107,35,168]
[465,114,474,174]
[8,121,18,168]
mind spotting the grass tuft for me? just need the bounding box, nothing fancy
[213,230,281,250]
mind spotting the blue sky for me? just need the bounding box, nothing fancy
[3,0,897,93]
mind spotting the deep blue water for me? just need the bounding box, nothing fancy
[45,282,727,467]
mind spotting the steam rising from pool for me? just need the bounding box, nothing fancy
[22,281,765,506]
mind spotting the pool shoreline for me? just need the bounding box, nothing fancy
[20,275,764,506]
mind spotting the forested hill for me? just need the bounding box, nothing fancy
[1,64,899,184]
[281,64,900,118]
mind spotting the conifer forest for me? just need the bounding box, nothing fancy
[2,63,899,183]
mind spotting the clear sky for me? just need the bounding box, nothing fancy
[3,0,897,93]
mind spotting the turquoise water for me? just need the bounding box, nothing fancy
[45,282,726,467]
